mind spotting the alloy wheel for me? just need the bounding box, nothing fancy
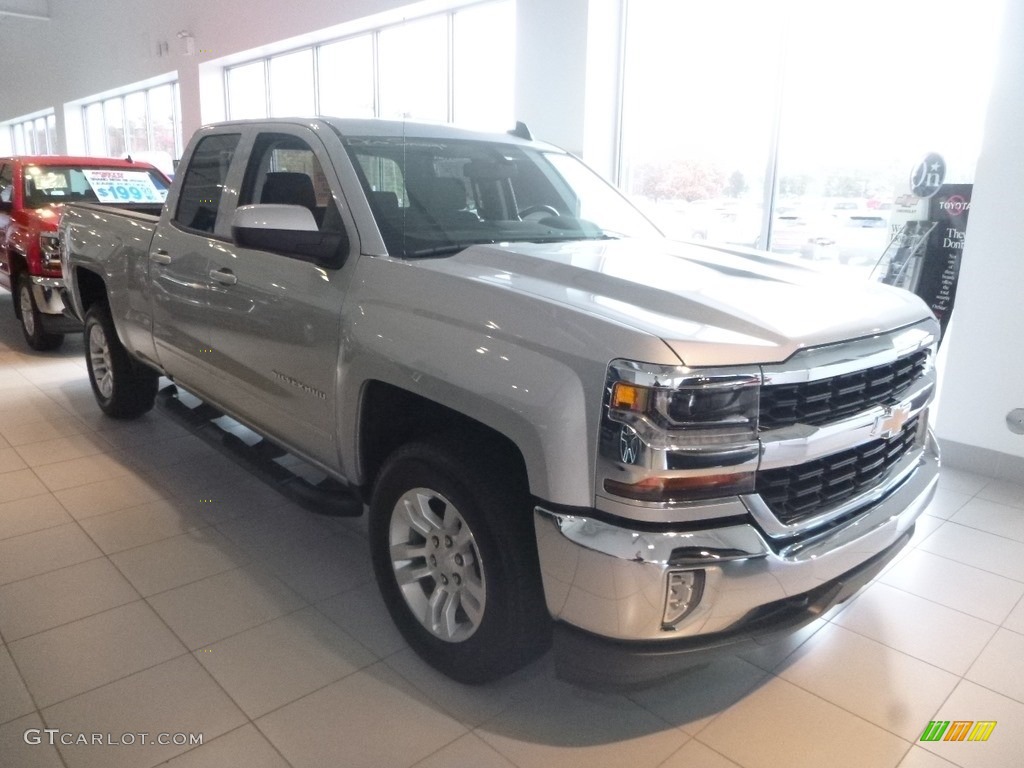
[89,323,114,399]
[388,487,486,643]
[19,283,35,337]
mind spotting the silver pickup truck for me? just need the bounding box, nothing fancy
[60,118,939,686]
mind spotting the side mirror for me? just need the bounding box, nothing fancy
[231,204,348,268]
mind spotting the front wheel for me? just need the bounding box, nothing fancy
[369,438,550,683]
[84,301,158,418]
[17,275,64,351]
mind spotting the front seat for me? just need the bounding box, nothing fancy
[260,172,318,221]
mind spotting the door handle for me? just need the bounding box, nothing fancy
[150,250,172,265]
[209,268,238,286]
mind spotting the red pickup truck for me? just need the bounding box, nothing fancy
[0,155,170,349]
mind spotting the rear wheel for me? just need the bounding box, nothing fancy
[17,274,64,351]
[84,301,158,418]
[369,438,550,683]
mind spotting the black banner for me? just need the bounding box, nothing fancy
[916,183,971,339]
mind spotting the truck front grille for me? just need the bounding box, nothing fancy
[755,415,920,526]
[759,350,928,430]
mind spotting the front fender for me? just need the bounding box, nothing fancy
[337,255,679,506]
[341,334,593,504]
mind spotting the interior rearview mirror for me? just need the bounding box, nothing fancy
[464,159,517,181]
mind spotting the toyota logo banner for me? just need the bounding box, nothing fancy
[918,182,972,340]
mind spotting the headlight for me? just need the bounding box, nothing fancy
[599,360,761,503]
[39,232,62,271]
[609,376,759,446]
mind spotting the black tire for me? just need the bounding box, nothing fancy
[17,274,64,351]
[84,301,158,418]
[369,437,551,683]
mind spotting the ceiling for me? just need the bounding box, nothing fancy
[0,0,49,21]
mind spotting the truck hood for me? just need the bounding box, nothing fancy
[412,238,933,367]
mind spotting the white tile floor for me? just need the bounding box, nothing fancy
[1,295,1022,768]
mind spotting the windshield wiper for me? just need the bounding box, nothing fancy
[406,239,504,257]
[406,232,622,257]
[507,233,622,245]
[406,244,470,258]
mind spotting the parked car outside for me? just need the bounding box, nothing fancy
[770,208,839,261]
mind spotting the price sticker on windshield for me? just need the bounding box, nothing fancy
[82,170,167,204]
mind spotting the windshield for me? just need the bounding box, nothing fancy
[343,136,661,257]
[22,165,169,210]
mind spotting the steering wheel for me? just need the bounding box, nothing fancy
[518,204,560,220]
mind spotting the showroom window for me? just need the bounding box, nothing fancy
[620,1,779,250]
[619,0,1002,274]
[318,35,375,118]
[376,14,449,122]
[224,0,514,129]
[2,113,57,155]
[82,82,183,171]
[452,0,515,127]
[226,61,268,120]
[269,49,316,117]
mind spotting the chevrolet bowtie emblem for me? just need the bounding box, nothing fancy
[874,404,911,439]
[619,425,641,464]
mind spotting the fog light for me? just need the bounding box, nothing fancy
[662,570,705,629]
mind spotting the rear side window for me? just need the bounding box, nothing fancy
[174,133,240,233]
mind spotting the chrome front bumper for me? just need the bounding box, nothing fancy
[533,431,939,679]
[30,275,68,316]
[30,275,81,334]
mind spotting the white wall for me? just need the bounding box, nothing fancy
[933,0,1024,470]
[513,0,590,155]
[512,0,624,178]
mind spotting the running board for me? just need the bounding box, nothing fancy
[156,384,363,516]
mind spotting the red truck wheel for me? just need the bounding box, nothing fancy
[84,301,158,418]
[17,275,64,351]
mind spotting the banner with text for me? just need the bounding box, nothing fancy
[916,183,971,339]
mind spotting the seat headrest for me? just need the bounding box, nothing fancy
[370,190,400,214]
[261,172,317,211]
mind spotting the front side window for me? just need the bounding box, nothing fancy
[240,133,340,222]
[174,133,241,233]
[345,136,661,258]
